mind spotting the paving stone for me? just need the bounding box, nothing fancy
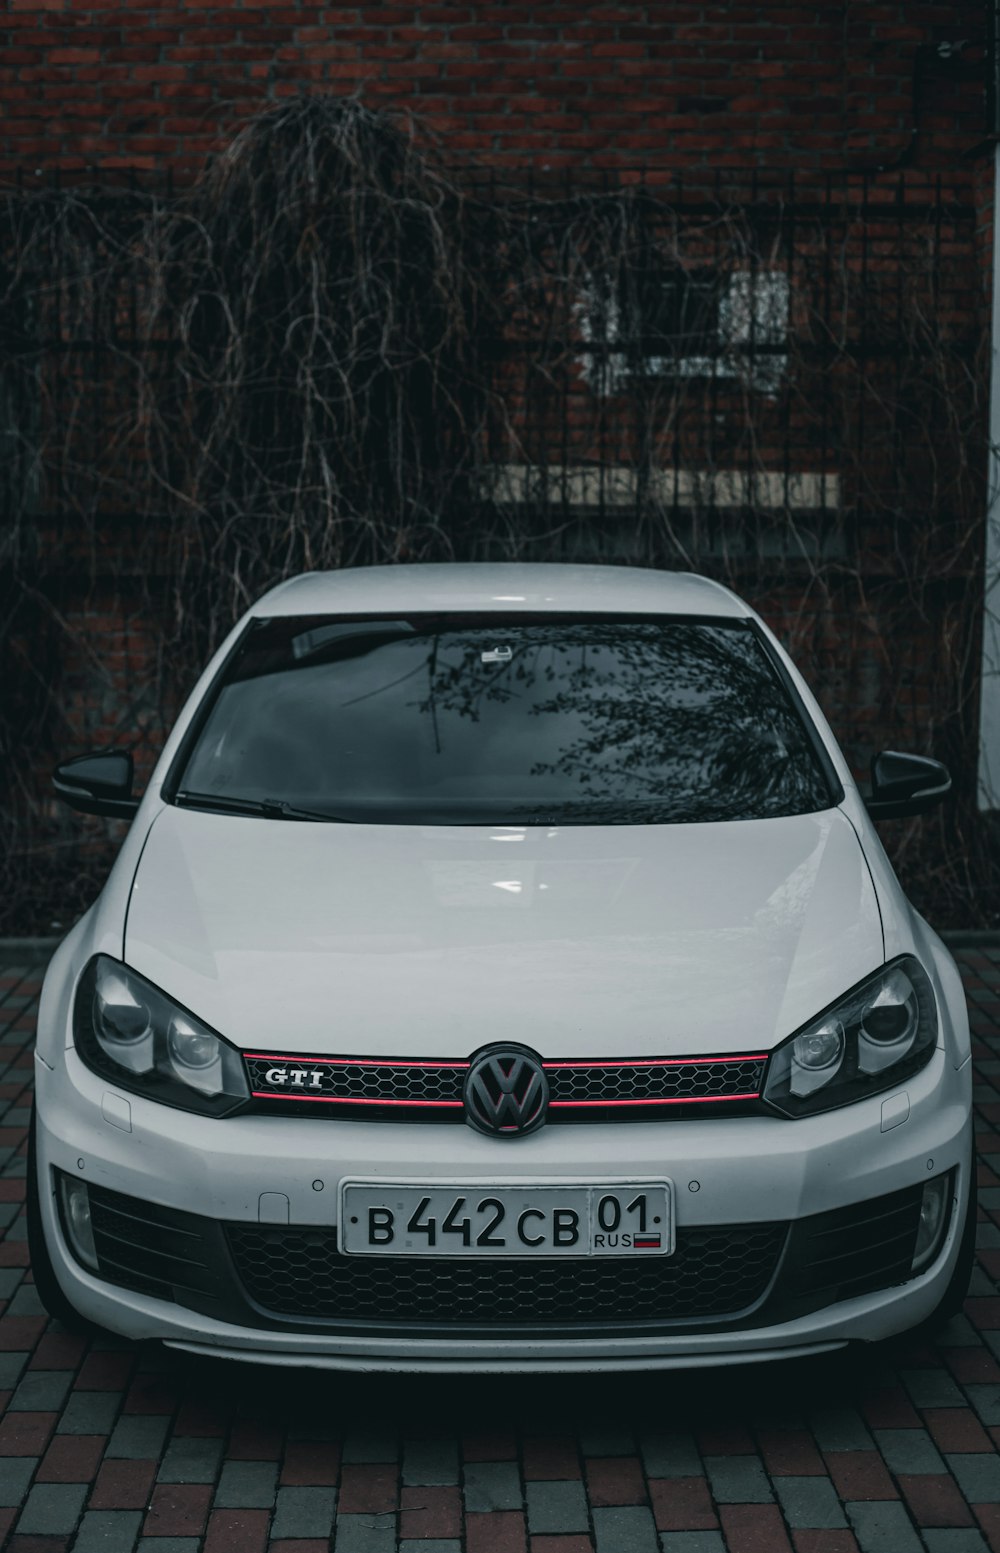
[72,1509,144,1551]
[136,1542,200,1553]
[89,1459,156,1513]
[810,1410,874,1452]
[156,1436,224,1484]
[7,1282,48,1316]
[592,1504,660,1553]
[270,1486,338,1538]
[964,1385,1000,1426]
[640,1433,701,1479]
[213,1460,278,1508]
[398,1543,461,1553]
[9,1370,74,1411]
[587,1455,646,1506]
[845,1500,924,1553]
[17,1480,88,1534]
[465,1509,525,1552]
[462,1460,522,1512]
[398,1483,460,1541]
[702,1455,773,1503]
[920,1531,991,1551]
[649,1477,716,1532]
[332,1513,397,1552]
[105,1416,169,1461]
[0,1351,28,1389]
[58,1394,120,1437]
[142,1482,212,1537]
[659,1536,727,1553]
[526,1479,589,1533]
[402,1438,459,1485]
[900,1369,967,1408]
[873,1430,947,1476]
[202,1506,269,1552]
[338,1463,397,1515]
[773,1475,848,1528]
[0,1458,37,1506]
[946,1454,1000,1502]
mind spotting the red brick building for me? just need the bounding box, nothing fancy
[0,2,989,175]
[0,1,996,929]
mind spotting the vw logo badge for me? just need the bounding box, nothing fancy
[463,1045,550,1138]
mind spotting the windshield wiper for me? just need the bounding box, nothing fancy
[174,791,351,823]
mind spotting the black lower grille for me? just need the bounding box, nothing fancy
[82,1182,223,1306]
[779,1180,927,1310]
[70,1175,932,1337]
[224,1221,786,1325]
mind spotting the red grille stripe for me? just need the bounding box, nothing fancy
[549,1092,760,1107]
[542,1055,766,1068]
[244,1054,471,1067]
[250,1091,464,1107]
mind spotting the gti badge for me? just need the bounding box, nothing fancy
[263,1066,325,1089]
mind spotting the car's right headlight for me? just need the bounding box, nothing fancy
[763,956,938,1117]
[73,956,249,1117]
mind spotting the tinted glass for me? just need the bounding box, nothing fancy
[177,616,832,824]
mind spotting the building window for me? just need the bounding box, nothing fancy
[578,265,789,397]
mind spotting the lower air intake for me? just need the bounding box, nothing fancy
[224,1221,787,1324]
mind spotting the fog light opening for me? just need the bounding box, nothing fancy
[58,1175,99,1273]
[911,1171,953,1275]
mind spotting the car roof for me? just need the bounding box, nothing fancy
[252,563,749,620]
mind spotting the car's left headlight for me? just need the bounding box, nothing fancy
[763,956,938,1117]
[73,956,249,1117]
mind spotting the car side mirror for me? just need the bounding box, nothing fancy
[53,751,140,819]
[865,750,951,821]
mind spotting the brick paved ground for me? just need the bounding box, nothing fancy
[0,944,997,1553]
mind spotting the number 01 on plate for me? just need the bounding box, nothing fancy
[338,1179,675,1258]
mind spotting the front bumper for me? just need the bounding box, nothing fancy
[34,1043,972,1370]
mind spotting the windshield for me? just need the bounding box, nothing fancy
[175,615,833,825]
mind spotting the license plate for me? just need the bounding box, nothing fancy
[339,1179,674,1258]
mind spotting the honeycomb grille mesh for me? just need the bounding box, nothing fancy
[224,1221,786,1325]
[546,1058,764,1104]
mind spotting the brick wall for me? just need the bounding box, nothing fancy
[0,2,988,177]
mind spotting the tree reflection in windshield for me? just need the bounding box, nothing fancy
[181,617,832,825]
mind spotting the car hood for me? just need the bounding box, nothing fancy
[123,805,882,1060]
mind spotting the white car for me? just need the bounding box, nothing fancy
[30,563,975,1372]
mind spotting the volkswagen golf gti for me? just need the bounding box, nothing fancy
[29,563,975,1370]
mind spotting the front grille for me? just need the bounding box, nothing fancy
[225,1221,786,1325]
[242,1050,767,1121]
